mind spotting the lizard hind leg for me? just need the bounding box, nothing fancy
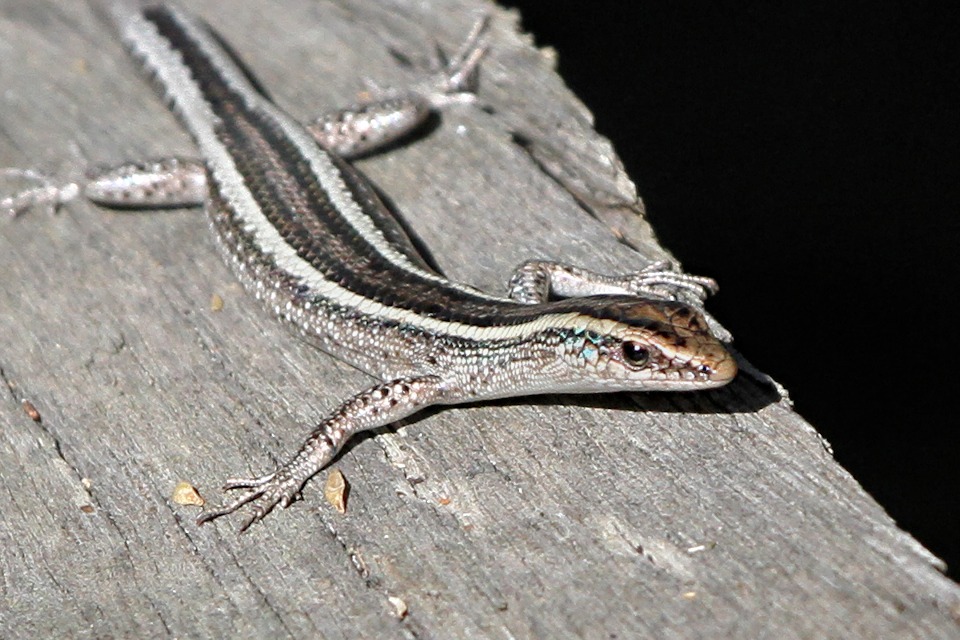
[305,16,490,158]
[2,157,207,216]
[82,157,207,209]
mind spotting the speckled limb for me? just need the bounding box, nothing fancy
[197,375,444,531]
[1,18,489,214]
[506,259,719,305]
[507,260,732,342]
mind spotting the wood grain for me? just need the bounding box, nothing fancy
[1,1,957,638]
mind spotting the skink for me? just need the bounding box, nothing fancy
[5,4,737,530]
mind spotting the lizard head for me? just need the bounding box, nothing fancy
[546,297,737,393]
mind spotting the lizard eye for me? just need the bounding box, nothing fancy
[622,342,650,367]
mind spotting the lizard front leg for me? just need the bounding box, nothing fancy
[507,259,732,342]
[197,375,445,532]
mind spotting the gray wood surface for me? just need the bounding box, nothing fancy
[1,1,957,638]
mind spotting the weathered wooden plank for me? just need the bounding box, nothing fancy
[1,1,957,638]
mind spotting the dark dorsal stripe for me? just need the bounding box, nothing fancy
[141,8,690,332]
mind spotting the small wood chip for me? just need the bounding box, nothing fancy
[71,57,89,74]
[949,600,960,625]
[21,399,41,422]
[210,293,224,311]
[388,595,408,619]
[687,544,710,555]
[324,468,348,513]
[171,481,205,506]
[80,505,95,514]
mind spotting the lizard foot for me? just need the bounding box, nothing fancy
[0,168,79,217]
[196,470,305,533]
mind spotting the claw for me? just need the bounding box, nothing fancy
[454,15,491,66]
[195,469,305,532]
[630,261,720,303]
[421,15,490,106]
[196,484,268,526]
[238,502,275,533]
[221,472,275,491]
[627,261,732,342]
[445,17,489,93]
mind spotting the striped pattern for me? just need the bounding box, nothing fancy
[103,3,736,528]
[111,4,732,386]
[117,6,601,338]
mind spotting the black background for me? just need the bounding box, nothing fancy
[498,1,958,579]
